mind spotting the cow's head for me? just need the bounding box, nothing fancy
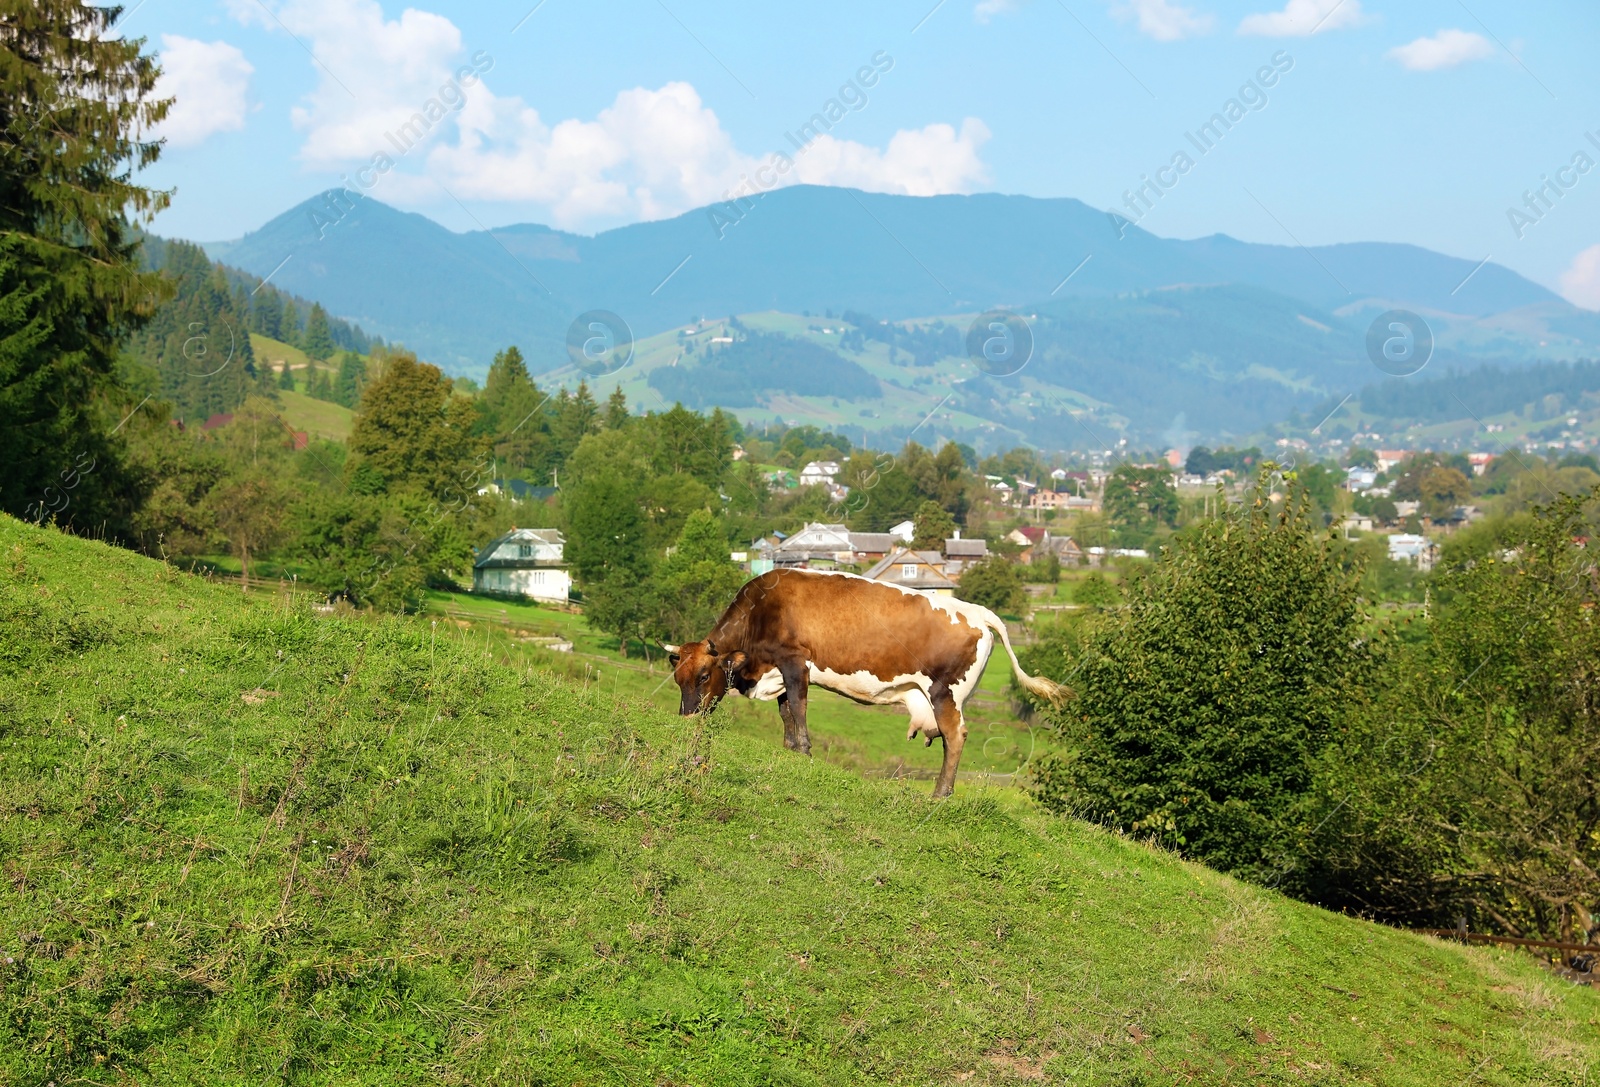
[665,639,746,716]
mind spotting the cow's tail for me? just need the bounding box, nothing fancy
[983,610,1072,708]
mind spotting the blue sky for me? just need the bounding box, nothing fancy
[132,0,1600,306]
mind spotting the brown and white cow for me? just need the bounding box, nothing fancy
[666,568,1068,797]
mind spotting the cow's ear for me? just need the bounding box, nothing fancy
[723,650,747,674]
[668,651,680,665]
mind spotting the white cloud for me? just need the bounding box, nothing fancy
[247,0,465,167]
[1112,0,1214,40]
[152,36,253,147]
[1560,244,1600,311]
[432,82,991,226]
[1238,0,1364,37]
[789,119,992,196]
[244,0,992,228]
[1386,29,1494,72]
[974,0,1021,24]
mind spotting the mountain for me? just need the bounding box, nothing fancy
[205,186,1591,376]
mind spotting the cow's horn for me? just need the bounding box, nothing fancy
[661,643,680,655]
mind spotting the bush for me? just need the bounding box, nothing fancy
[1031,470,1372,883]
[1311,494,1600,939]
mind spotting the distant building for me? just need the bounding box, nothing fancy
[1468,452,1494,476]
[798,460,842,488]
[472,528,570,602]
[1375,449,1412,473]
[478,478,558,504]
[1387,532,1436,570]
[1346,466,1377,492]
[890,519,915,543]
[863,547,956,596]
[846,532,897,563]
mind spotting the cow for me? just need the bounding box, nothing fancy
[666,568,1069,797]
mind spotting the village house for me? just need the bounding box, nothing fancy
[798,460,841,488]
[1005,527,1085,567]
[1346,466,1377,492]
[472,528,571,603]
[1388,532,1437,570]
[863,547,957,596]
[477,478,558,504]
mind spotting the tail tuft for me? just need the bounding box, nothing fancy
[1018,671,1072,708]
[984,609,1073,708]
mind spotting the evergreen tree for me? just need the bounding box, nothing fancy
[253,286,282,339]
[303,302,336,360]
[120,240,259,422]
[278,359,295,391]
[333,350,365,408]
[280,298,300,346]
[550,381,599,463]
[309,367,333,402]
[0,0,170,526]
[604,386,631,430]
[479,344,550,477]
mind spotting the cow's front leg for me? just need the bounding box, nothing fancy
[776,691,801,751]
[930,691,966,798]
[778,659,811,756]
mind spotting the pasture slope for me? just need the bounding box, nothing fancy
[1,515,1597,1086]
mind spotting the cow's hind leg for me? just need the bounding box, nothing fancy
[778,659,812,756]
[930,690,967,798]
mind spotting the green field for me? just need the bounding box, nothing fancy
[276,388,354,442]
[4,514,1599,1084]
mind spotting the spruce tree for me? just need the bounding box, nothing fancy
[253,286,282,339]
[280,298,300,346]
[303,302,336,360]
[604,386,630,430]
[0,0,171,525]
[333,350,365,408]
[278,359,296,391]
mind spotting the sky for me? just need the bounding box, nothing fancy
[127,0,1600,307]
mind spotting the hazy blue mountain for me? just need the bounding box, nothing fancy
[204,186,1577,377]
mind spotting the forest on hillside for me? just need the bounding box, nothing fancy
[648,326,881,408]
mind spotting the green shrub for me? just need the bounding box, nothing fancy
[1031,469,1372,883]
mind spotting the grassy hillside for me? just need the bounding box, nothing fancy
[3,516,1598,1084]
[276,389,354,442]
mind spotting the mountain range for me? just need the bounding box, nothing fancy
[199,185,1600,449]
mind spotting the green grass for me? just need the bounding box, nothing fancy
[276,389,354,442]
[4,515,1599,1084]
[251,333,312,373]
[418,589,1044,782]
